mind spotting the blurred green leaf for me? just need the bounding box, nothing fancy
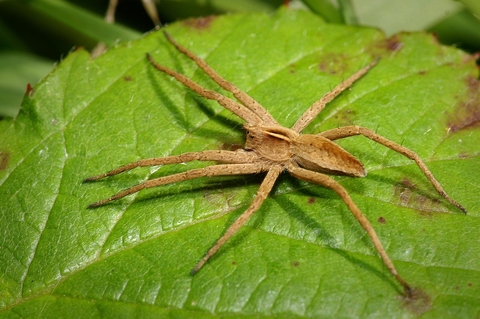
[429,9,480,53]
[156,0,284,21]
[25,0,141,45]
[458,0,480,18]
[0,52,53,117]
[300,0,344,23]
[1,8,479,318]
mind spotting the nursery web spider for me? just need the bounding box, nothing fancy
[85,32,466,297]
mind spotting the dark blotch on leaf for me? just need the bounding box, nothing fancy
[448,75,480,133]
[25,83,34,97]
[394,178,443,214]
[289,63,296,74]
[124,76,132,82]
[383,35,404,52]
[183,16,216,29]
[333,108,356,126]
[378,216,386,224]
[308,197,315,204]
[0,151,9,171]
[401,287,432,315]
[318,53,348,75]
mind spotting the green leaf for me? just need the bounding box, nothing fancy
[1,8,479,318]
[458,0,480,18]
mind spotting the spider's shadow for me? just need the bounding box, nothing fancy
[365,167,454,214]
[146,49,244,141]
[270,174,402,294]
[133,172,263,206]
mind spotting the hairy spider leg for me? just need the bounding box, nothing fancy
[292,59,379,133]
[162,31,278,126]
[287,163,413,296]
[83,150,259,182]
[87,162,268,208]
[319,125,467,214]
[147,53,263,125]
[191,165,283,274]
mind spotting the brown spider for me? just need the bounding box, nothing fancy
[84,31,466,297]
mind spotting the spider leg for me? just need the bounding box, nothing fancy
[319,125,467,214]
[162,31,278,126]
[191,164,283,275]
[147,54,263,125]
[83,150,259,182]
[287,163,413,297]
[291,59,378,133]
[87,163,268,208]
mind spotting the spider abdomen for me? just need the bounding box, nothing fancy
[292,134,366,177]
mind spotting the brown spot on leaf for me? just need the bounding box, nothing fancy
[393,178,444,214]
[384,36,403,52]
[0,151,9,171]
[333,109,356,126]
[401,287,432,315]
[124,76,132,82]
[308,197,315,204]
[375,35,404,53]
[368,35,404,57]
[25,83,34,97]
[448,75,480,133]
[318,53,348,75]
[289,63,296,74]
[293,261,300,267]
[183,16,216,30]
[377,216,386,224]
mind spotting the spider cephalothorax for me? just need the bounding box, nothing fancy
[84,31,466,297]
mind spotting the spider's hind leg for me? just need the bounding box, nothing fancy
[287,164,413,297]
[319,125,467,214]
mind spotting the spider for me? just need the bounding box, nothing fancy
[84,31,466,297]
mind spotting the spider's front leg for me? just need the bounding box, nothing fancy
[319,125,467,214]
